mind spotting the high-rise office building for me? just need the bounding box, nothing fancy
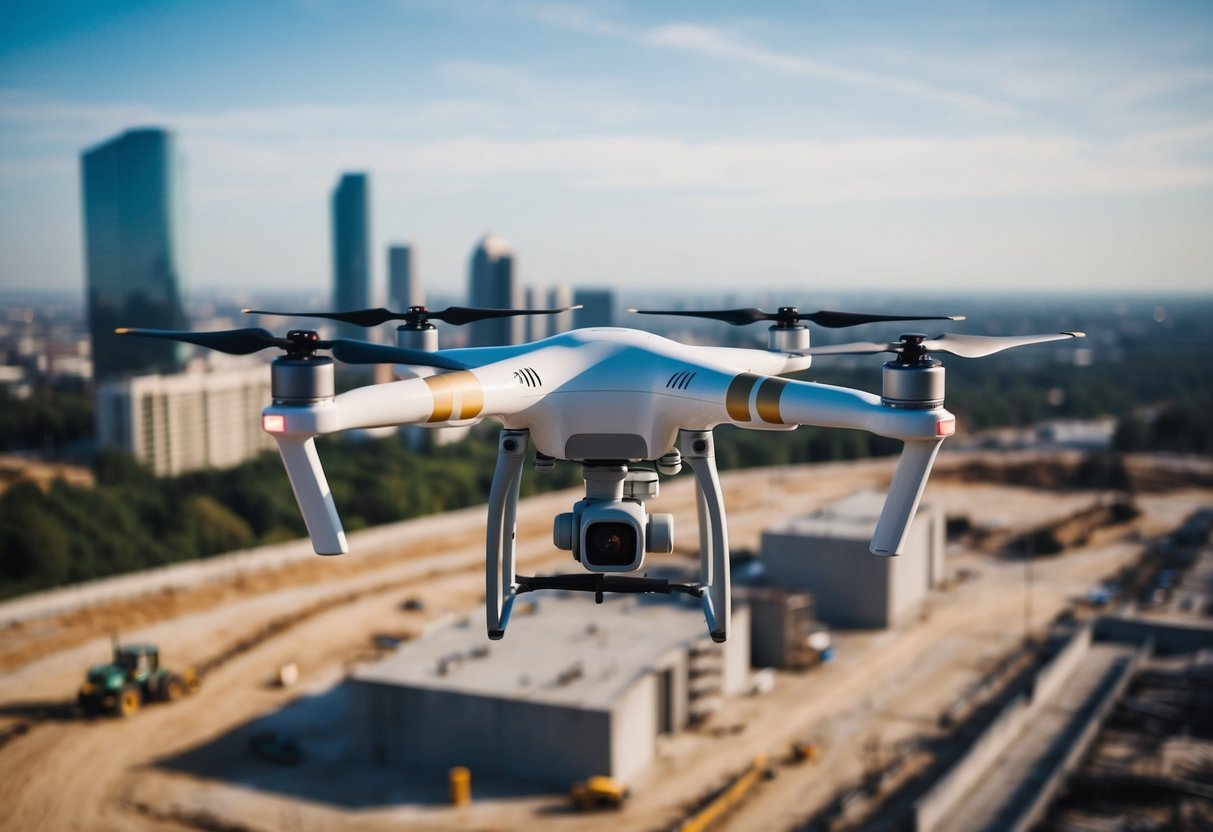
[332,173,370,338]
[524,286,545,342]
[548,284,575,335]
[81,127,189,382]
[573,287,615,329]
[388,244,420,310]
[467,235,521,346]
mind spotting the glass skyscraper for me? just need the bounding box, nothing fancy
[332,173,370,339]
[467,235,520,346]
[81,127,189,381]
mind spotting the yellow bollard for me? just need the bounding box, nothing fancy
[449,766,471,806]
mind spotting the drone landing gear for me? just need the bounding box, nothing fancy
[515,573,702,603]
[483,428,732,644]
[486,429,528,640]
[681,430,731,643]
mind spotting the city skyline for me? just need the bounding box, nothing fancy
[2,1,1212,297]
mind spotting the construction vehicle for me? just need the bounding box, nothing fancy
[570,775,629,810]
[77,639,199,717]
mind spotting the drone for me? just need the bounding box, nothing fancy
[119,302,1083,643]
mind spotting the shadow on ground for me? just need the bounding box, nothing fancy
[154,680,560,809]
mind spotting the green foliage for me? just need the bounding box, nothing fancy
[0,388,93,453]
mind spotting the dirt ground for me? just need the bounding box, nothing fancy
[0,451,1208,832]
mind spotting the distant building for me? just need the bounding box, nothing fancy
[573,288,615,328]
[759,490,945,629]
[81,127,189,382]
[387,244,420,310]
[351,595,750,785]
[467,235,520,346]
[523,286,545,342]
[332,173,370,338]
[96,365,273,476]
[548,284,575,334]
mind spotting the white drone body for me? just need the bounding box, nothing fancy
[121,308,1082,643]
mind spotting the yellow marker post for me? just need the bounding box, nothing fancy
[449,766,471,806]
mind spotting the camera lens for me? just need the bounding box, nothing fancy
[583,521,639,567]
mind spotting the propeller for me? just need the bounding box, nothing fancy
[115,327,468,370]
[628,305,965,329]
[242,304,581,329]
[805,331,1086,361]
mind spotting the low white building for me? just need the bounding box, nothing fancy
[351,593,750,785]
[760,490,945,629]
[96,364,273,476]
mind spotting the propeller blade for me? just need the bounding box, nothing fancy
[800,310,965,328]
[326,340,468,370]
[628,307,773,326]
[244,307,403,327]
[244,305,581,328]
[920,331,1085,359]
[805,331,1085,358]
[432,305,581,326]
[803,340,900,356]
[629,307,964,328]
[116,327,288,354]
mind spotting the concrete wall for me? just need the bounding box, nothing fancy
[1032,624,1092,706]
[1009,642,1149,832]
[928,509,947,589]
[914,691,1034,832]
[761,535,892,628]
[611,674,658,783]
[353,680,618,785]
[723,604,752,694]
[1095,615,1213,654]
[760,523,933,629]
[913,624,1095,832]
[653,648,690,732]
[889,519,932,625]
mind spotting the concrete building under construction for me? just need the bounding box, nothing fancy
[759,490,945,629]
[350,594,750,785]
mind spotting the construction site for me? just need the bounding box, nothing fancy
[1,449,1211,832]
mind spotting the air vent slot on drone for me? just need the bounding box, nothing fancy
[513,368,542,387]
[666,370,696,390]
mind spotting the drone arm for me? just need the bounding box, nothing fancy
[740,378,954,555]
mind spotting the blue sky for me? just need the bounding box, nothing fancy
[2,0,1212,299]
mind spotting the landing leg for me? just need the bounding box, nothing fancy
[681,430,731,643]
[486,429,528,639]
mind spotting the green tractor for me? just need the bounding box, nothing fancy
[77,639,199,717]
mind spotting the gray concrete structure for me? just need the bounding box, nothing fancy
[917,626,1145,832]
[351,594,749,785]
[759,491,944,628]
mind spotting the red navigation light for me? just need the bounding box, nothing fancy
[263,414,286,434]
[936,417,956,437]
